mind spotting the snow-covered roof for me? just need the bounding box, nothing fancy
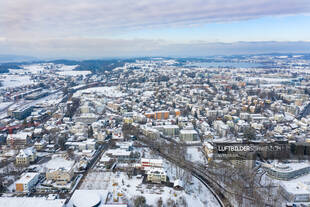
[147,167,166,175]
[162,125,179,129]
[100,155,111,162]
[173,179,183,188]
[180,129,198,134]
[281,181,310,195]
[105,149,131,156]
[16,147,35,158]
[16,150,28,158]
[8,132,31,140]
[115,141,133,147]
[263,161,310,173]
[66,190,109,207]
[15,172,39,184]
[141,158,163,164]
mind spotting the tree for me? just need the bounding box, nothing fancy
[30,117,34,126]
[63,87,68,95]
[22,119,27,127]
[157,197,163,207]
[192,119,197,129]
[182,105,191,116]
[194,111,198,119]
[133,195,146,207]
[178,197,188,207]
[207,115,216,126]
[244,127,256,140]
[88,126,94,138]
[58,136,66,150]
[66,148,75,160]
[166,198,176,207]
[198,182,202,194]
[0,177,4,193]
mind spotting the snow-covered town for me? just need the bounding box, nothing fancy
[1,55,310,207]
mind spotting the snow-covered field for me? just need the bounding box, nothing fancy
[0,74,33,89]
[57,70,91,76]
[19,64,47,74]
[9,63,53,75]
[55,65,90,76]
[0,63,90,89]
[74,86,127,98]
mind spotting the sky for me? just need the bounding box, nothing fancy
[0,0,310,59]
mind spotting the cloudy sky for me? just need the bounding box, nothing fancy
[0,0,310,59]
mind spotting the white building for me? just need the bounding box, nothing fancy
[15,172,39,192]
[280,181,310,203]
[16,147,37,166]
[262,162,310,180]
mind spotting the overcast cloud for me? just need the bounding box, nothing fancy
[0,0,310,58]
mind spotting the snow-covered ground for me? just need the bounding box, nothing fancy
[164,160,220,207]
[18,64,47,74]
[55,65,90,76]
[0,74,33,89]
[0,102,13,111]
[0,63,90,89]
[9,63,81,75]
[57,70,91,76]
[74,86,127,98]
[186,146,206,164]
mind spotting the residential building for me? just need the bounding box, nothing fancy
[15,172,39,192]
[15,147,36,166]
[180,129,198,142]
[44,155,75,185]
[147,168,167,183]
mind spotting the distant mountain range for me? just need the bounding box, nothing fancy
[0,53,309,74]
[0,55,39,63]
[0,57,134,74]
